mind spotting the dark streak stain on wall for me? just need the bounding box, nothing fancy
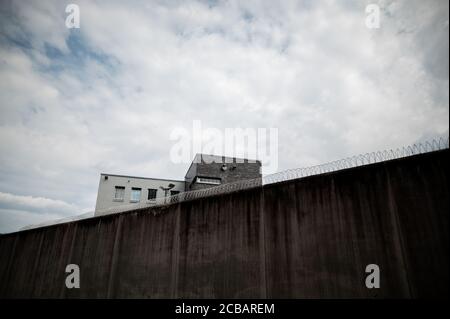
[0,150,448,298]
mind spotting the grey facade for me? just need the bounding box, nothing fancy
[94,174,185,214]
[185,154,262,191]
[94,154,261,214]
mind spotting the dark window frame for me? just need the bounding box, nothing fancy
[147,188,157,201]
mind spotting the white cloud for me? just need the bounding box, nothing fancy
[0,191,81,215]
[0,0,448,233]
[0,209,65,233]
[0,191,87,233]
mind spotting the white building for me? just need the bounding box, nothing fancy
[94,154,261,216]
[94,174,185,214]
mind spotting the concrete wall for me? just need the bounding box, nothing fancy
[94,174,185,213]
[0,150,448,298]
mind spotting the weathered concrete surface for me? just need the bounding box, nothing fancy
[0,150,448,298]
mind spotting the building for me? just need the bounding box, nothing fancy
[185,154,262,191]
[94,174,185,213]
[94,154,262,214]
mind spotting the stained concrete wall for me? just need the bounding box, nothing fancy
[0,150,448,298]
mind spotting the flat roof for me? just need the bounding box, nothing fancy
[185,153,261,178]
[103,154,261,182]
[100,173,184,183]
[193,153,262,164]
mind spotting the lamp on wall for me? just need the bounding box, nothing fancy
[160,183,175,200]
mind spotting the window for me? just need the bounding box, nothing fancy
[114,186,125,201]
[148,188,157,201]
[196,177,221,185]
[130,188,142,202]
[170,190,180,196]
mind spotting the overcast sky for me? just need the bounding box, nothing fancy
[0,0,448,233]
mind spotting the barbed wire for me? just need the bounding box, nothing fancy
[94,136,449,217]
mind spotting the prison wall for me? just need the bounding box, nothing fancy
[0,149,448,298]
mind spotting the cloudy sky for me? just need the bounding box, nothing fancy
[0,0,448,233]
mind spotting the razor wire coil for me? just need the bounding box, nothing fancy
[94,137,449,216]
